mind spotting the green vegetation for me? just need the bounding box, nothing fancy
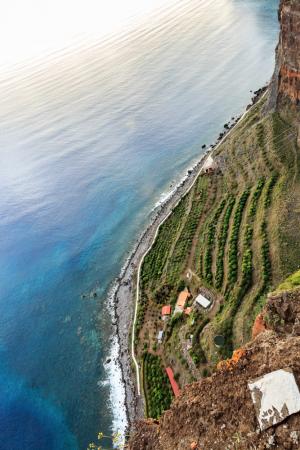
[204,199,226,284]
[275,269,300,293]
[189,317,209,365]
[239,179,265,292]
[134,293,148,340]
[249,178,265,217]
[141,195,189,291]
[260,221,272,286]
[257,122,273,171]
[228,189,250,285]
[144,353,173,419]
[240,226,253,290]
[215,196,235,289]
[165,185,207,284]
[264,174,278,208]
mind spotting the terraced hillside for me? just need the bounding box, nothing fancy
[136,94,300,417]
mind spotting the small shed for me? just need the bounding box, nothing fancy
[195,293,211,309]
[161,305,171,319]
[157,330,164,344]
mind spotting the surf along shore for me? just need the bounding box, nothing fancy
[111,85,268,429]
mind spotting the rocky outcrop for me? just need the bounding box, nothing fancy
[128,290,300,449]
[268,0,300,110]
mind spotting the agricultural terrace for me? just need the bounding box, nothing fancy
[136,95,300,418]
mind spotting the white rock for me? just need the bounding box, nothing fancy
[248,368,300,431]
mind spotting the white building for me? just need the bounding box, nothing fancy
[157,330,164,344]
[195,293,211,309]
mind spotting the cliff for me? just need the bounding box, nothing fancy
[128,284,300,450]
[269,0,300,110]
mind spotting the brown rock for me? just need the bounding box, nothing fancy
[268,0,300,110]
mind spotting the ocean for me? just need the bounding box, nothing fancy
[0,0,279,448]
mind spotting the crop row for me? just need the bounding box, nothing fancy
[264,174,278,208]
[247,219,273,331]
[235,177,269,308]
[257,123,273,171]
[248,178,265,217]
[141,195,189,291]
[204,199,227,283]
[260,221,272,285]
[134,293,148,341]
[144,353,172,419]
[240,224,253,290]
[215,196,235,289]
[165,186,207,284]
[228,189,250,284]
[203,199,226,284]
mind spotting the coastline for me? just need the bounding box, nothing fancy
[109,147,211,428]
[109,85,268,431]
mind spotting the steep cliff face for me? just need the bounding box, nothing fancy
[269,0,300,110]
[128,289,300,450]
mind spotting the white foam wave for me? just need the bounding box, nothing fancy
[105,334,128,444]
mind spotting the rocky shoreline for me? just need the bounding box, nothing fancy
[113,149,211,425]
[110,85,268,430]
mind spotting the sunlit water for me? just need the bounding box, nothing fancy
[0,1,279,448]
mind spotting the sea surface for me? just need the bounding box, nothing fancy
[0,1,279,448]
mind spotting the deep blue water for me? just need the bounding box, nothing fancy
[0,1,279,448]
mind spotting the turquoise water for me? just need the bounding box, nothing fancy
[0,1,279,448]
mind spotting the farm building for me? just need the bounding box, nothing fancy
[175,289,191,313]
[161,305,171,319]
[165,367,180,397]
[195,293,211,309]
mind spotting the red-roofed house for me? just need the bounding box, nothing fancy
[161,305,171,319]
[166,367,180,397]
[175,289,191,313]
